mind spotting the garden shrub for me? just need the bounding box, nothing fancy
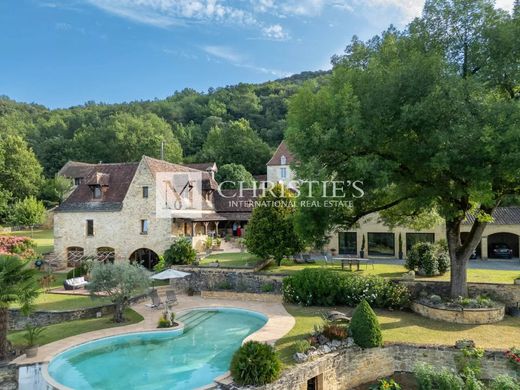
[414,363,464,390]
[164,238,196,265]
[350,300,382,348]
[406,242,450,276]
[0,235,36,260]
[67,264,88,279]
[322,323,348,340]
[294,339,311,354]
[490,375,520,390]
[282,268,410,309]
[370,378,401,390]
[230,340,281,386]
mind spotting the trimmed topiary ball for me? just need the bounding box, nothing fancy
[350,299,383,348]
[230,340,282,386]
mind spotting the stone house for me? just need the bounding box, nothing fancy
[55,156,227,269]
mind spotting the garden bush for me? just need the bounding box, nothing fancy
[490,375,520,390]
[230,340,281,386]
[406,242,450,276]
[414,363,464,390]
[350,300,382,348]
[282,268,410,309]
[294,339,311,353]
[164,238,196,265]
[322,323,348,340]
[0,235,36,260]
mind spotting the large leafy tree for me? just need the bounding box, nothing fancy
[10,196,47,232]
[0,255,40,360]
[73,112,183,164]
[245,185,303,266]
[202,119,272,174]
[215,163,255,189]
[87,262,150,323]
[287,0,520,298]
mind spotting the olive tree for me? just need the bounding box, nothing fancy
[87,262,150,323]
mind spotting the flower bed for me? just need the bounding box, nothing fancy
[411,299,505,324]
[0,235,37,260]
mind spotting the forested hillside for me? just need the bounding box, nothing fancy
[0,70,328,221]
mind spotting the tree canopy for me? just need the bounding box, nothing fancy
[215,163,256,189]
[287,0,520,297]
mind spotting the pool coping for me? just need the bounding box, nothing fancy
[12,295,295,389]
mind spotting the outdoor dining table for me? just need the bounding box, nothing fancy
[334,257,372,271]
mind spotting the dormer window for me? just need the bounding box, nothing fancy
[93,186,102,199]
[280,155,287,165]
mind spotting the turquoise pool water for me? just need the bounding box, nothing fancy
[47,308,267,390]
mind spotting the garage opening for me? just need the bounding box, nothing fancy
[487,233,519,259]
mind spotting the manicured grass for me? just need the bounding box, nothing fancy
[199,252,263,268]
[276,304,520,366]
[8,308,143,347]
[262,259,519,284]
[2,229,54,254]
[12,292,113,311]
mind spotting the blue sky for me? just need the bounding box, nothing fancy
[1,0,514,108]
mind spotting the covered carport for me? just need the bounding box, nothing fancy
[487,232,519,258]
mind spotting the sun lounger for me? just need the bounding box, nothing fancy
[165,290,178,306]
[63,276,89,290]
[145,289,163,309]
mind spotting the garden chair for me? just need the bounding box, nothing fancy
[145,289,164,309]
[165,290,178,306]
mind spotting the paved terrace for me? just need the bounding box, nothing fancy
[12,290,295,366]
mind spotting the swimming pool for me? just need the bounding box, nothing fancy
[46,308,267,390]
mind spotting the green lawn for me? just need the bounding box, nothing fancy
[199,252,263,268]
[12,292,113,311]
[8,308,143,347]
[1,229,54,254]
[276,304,520,366]
[262,259,519,284]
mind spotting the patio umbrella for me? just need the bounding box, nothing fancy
[151,269,191,280]
[150,268,191,290]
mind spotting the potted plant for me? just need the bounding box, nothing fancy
[360,234,366,258]
[330,248,337,257]
[398,233,403,260]
[24,324,45,358]
[204,236,213,255]
[214,237,222,249]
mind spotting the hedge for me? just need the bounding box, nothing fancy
[282,268,410,309]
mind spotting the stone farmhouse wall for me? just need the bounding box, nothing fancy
[54,161,176,265]
[225,344,517,390]
[168,267,284,295]
[0,363,17,390]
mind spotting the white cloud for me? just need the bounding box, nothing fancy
[203,45,245,63]
[495,0,514,12]
[202,45,290,77]
[85,0,256,28]
[263,24,289,40]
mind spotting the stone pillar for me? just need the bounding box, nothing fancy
[481,236,488,260]
[215,221,219,236]
[203,222,209,235]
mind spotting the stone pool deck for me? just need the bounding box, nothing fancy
[12,292,295,366]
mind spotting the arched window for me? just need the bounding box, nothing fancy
[280,155,287,165]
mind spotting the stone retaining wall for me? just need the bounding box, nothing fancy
[200,290,283,303]
[411,302,505,324]
[8,293,148,331]
[0,363,17,390]
[399,280,520,309]
[168,267,284,296]
[222,344,517,390]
